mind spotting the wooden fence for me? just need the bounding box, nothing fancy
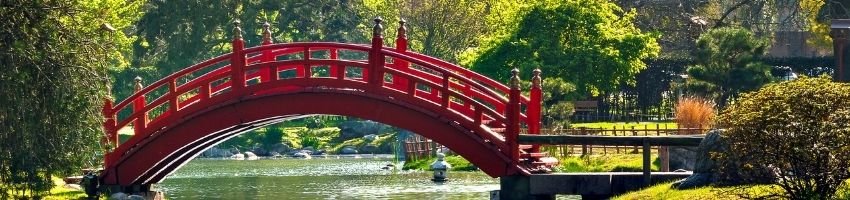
[403,134,441,161]
[538,125,707,157]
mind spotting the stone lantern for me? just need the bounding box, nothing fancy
[430,153,452,182]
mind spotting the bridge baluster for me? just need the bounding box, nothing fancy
[508,69,521,165]
[133,77,147,136]
[530,69,543,153]
[231,20,246,94]
[168,78,177,115]
[441,74,450,108]
[304,47,311,78]
[330,48,341,79]
[392,19,409,90]
[369,17,385,92]
[261,21,274,82]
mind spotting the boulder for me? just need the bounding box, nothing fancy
[292,151,312,159]
[338,120,389,141]
[668,146,698,171]
[109,192,128,200]
[128,195,145,200]
[340,146,359,154]
[251,147,269,156]
[244,151,259,160]
[303,146,315,152]
[202,147,233,158]
[673,130,727,189]
[270,143,291,154]
[360,145,379,153]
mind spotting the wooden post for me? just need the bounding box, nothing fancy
[660,146,670,172]
[508,68,521,166]
[369,17,385,92]
[261,21,275,82]
[102,98,117,147]
[231,20,246,94]
[832,20,849,82]
[133,77,146,136]
[392,19,409,89]
[530,69,543,153]
[580,127,587,156]
[102,97,116,168]
[642,139,651,186]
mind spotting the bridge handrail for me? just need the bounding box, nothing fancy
[103,20,542,176]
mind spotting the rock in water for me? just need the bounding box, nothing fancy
[109,192,128,200]
[231,153,245,160]
[340,146,358,154]
[244,151,259,160]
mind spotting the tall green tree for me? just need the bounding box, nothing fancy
[468,0,660,97]
[123,0,371,101]
[0,0,141,197]
[685,27,773,108]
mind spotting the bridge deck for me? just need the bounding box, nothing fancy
[528,172,691,196]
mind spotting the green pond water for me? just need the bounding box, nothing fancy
[157,156,501,199]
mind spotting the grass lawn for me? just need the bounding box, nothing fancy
[554,154,659,172]
[571,122,678,130]
[615,180,850,199]
[3,177,89,200]
[402,155,478,171]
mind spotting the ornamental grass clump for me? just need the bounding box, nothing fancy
[715,76,850,199]
[674,96,716,134]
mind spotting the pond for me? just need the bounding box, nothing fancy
[157,156,501,199]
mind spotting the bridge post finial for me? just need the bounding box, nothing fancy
[397,18,407,40]
[373,17,383,38]
[262,21,272,44]
[510,68,520,88]
[532,68,542,89]
[134,76,143,92]
[232,20,243,41]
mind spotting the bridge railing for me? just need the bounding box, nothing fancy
[102,18,543,169]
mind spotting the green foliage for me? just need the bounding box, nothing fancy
[469,0,660,97]
[0,0,141,197]
[716,77,850,199]
[554,154,659,173]
[685,27,773,107]
[540,78,576,127]
[401,155,477,171]
[118,0,372,103]
[263,123,284,148]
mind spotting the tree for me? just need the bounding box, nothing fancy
[716,76,850,199]
[124,0,371,101]
[685,27,773,108]
[468,0,660,97]
[0,0,141,197]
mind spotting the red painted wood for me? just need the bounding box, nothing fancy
[101,39,546,186]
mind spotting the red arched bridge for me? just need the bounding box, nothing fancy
[98,18,557,190]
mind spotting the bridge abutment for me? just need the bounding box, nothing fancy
[101,184,164,200]
[498,176,554,200]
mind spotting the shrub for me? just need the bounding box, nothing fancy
[715,76,850,199]
[674,96,716,134]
